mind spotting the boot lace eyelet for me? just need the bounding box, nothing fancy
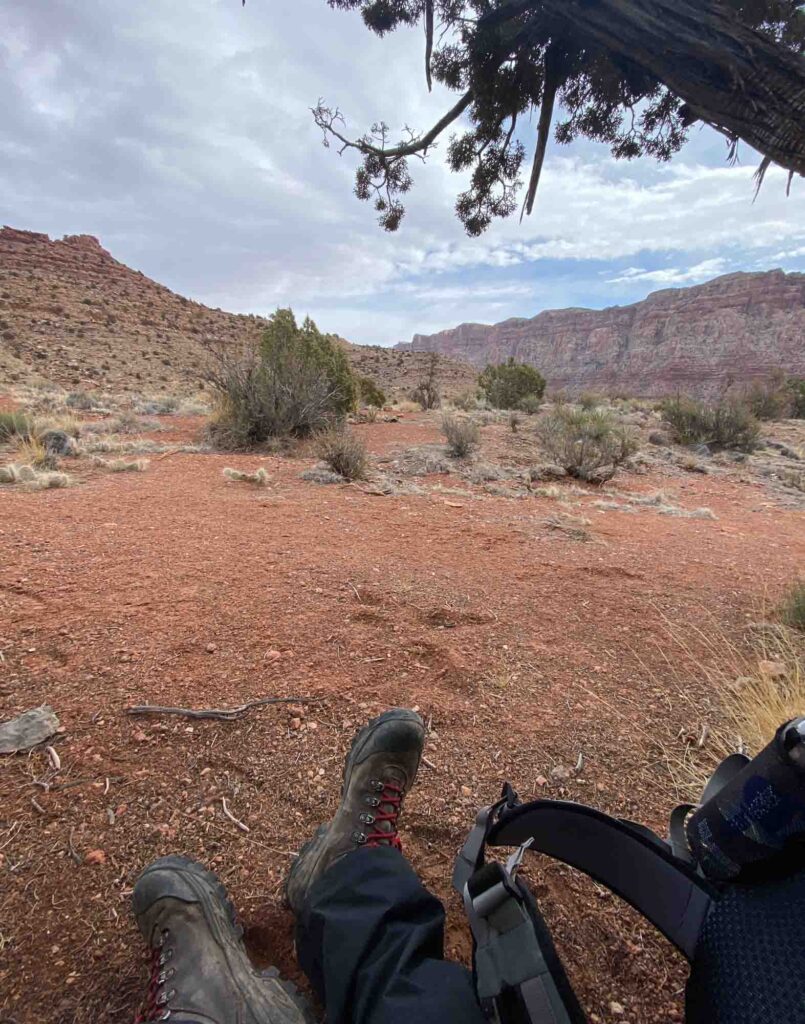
[369,779,385,792]
[359,812,375,825]
[364,795,380,808]
[351,830,367,844]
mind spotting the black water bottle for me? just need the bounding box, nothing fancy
[686,717,805,882]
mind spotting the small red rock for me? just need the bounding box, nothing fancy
[85,849,106,866]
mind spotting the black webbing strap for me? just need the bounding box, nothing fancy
[482,800,716,960]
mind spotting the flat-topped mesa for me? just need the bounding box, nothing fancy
[406,270,805,398]
[0,226,52,245]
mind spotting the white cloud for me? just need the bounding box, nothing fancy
[605,258,729,286]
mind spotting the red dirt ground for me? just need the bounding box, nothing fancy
[1,411,803,1024]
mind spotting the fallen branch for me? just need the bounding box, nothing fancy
[221,796,250,833]
[125,696,315,721]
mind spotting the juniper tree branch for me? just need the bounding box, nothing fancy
[314,90,473,160]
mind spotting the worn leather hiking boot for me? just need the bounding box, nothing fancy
[286,708,425,916]
[133,855,305,1024]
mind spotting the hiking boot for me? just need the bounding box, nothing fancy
[286,708,425,916]
[133,855,305,1024]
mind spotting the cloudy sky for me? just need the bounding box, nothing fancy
[2,0,803,346]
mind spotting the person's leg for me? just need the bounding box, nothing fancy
[286,708,485,1024]
[296,847,484,1024]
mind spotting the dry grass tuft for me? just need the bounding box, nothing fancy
[15,436,52,469]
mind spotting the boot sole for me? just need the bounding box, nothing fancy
[286,709,425,907]
[136,855,310,1023]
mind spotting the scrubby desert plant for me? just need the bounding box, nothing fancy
[452,389,481,412]
[537,408,637,482]
[411,352,441,410]
[441,413,480,458]
[106,412,160,434]
[65,390,102,411]
[135,395,181,415]
[579,391,604,410]
[781,581,805,633]
[356,375,386,409]
[223,466,269,486]
[314,426,368,480]
[0,411,33,443]
[479,358,546,410]
[787,378,805,419]
[661,395,759,451]
[205,309,356,448]
[517,394,543,416]
[742,372,791,421]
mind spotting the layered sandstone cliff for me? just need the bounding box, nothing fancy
[0,226,476,396]
[406,271,805,397]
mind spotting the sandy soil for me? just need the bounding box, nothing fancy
[1,410,803,1024]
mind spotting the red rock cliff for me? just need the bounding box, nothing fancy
[407,271,805,396]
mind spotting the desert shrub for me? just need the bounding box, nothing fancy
[452,389,481,412]
[661,395,759,451]
[441,413,480,458]
[537,407,638,483]
[411,352,441,410]
[0,411,33,443]
[787,378,805,419]
[135,395,180,415]
[517,394,543,416]
[579,391,603,410]
[743,372,791,420]
[223,466,269,486]
[479,358,546,410]
[205,309,356,448]
[314,426,368,480]
[393,400,422,414]
[66,390,102,411]
[39,429,79,457]
[781,581,805,633]
[356,375,386,409]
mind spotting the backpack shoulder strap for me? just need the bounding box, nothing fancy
[455,797,716,961]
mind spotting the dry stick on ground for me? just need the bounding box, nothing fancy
[124,695,316,721]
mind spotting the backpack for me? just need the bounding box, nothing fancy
[453,719,805,1024]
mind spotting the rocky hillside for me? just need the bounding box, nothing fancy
[404,270,805,397]
[0,226,475,397]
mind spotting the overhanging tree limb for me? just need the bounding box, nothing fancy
[544,0,805,177]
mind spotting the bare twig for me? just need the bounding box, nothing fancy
[422,756,438,771]
[30,797,46,815]
[45,746,61,772]
[221,797,250,833]
[125,696,315,721]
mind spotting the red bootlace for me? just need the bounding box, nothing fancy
[365,781,404,850]
[134,930,172,1023]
